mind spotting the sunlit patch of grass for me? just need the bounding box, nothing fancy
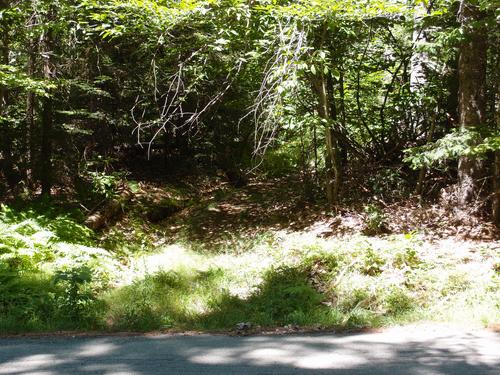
[103,232,499,332]
[2,199,498,334]
[90,213,485,330]
[105,265,231,331]
[421,263,500,329]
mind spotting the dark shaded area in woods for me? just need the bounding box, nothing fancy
[0,0,498,221]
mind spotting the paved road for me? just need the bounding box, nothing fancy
[0,325,498,374]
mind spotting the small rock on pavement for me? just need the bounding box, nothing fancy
[236,322,252,332]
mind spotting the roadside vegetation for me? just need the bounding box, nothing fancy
[1,177,498,334]
[0,0,498,335]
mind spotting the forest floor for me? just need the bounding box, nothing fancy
[0,175,499,334]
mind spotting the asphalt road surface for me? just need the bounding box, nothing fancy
[0,325,498,374]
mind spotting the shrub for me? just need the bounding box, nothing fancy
[248,266,324,324]
[363,204,388,234]
[360,246,386,276]
[53,266,106,327]
[384,288,415,315]
[393,246,422,269]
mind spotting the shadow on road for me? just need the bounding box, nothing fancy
[0,329,498,374]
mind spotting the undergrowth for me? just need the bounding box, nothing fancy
[0,203,117,332]
[0,198,498,334]
[103,232,499,332]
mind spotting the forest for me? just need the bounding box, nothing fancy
[0,0,498,334]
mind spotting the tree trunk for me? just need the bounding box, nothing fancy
[40,8,55,196]
[410,1,429,101]
[0,0,8,115]
[494,151,500,225]
[493,76,500,226]
[338,69,348,170]
[26,9,37,187]
[0,0,16,188]
[314,74,341,206]
[416,115,436,197]
[457,0,487,205]
[410,0,432,171]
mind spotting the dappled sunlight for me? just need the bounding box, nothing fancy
[0,339,132,375]
[2,186,497,333]
[1,327,498,374]
[0,354,70,375]
[77,341,117,357]
[0,6,498,375]
[1,172,498,334]
[164,178,325,247]
[129,244,197,278]
[183,328,500,371]
[98,227,498,332]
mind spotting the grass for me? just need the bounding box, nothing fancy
[0,182,498,335]
[101,233,498,332]
[0,202,118,332]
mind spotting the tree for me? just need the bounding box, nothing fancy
[26,1,38,186]
[456,0,487,205]
[0,0,498,225]
[0,0,15,188]
[39,2,56,196]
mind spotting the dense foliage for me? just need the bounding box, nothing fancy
[0,0,498,215]
[0,0,499,333]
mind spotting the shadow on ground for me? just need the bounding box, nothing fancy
[0,330,498,374]
[106,264,338,331]
[158,175,500,246]
[163,178,326,249]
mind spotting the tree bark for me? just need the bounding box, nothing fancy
[457,0,487,205]
[416,114,436,197]
[309,23,343,206]
[410,2,430,99]
[0,0,9,114]
[40,7,55,196]
[414,8,439,197]
[493,76,500,226]
[313,74,341,206]
[338,69,348,169]
[26,8,37,187]
[0,0,16,188]
[494,151,500,225]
